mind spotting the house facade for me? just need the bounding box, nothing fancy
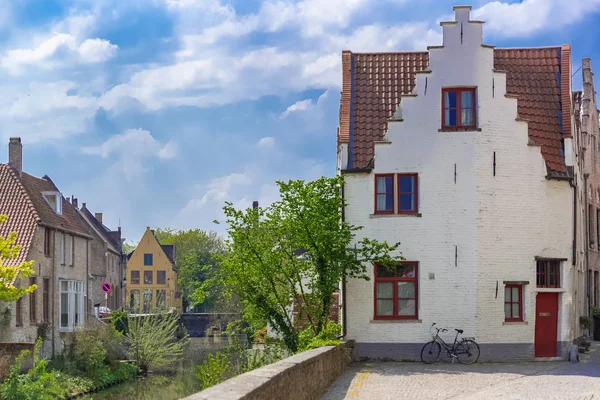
[337,6,591,361]
[0,137,92,356]
[76,202,125,313]
[126,227,181,312]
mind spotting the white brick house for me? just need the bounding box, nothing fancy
[337,6,589,361]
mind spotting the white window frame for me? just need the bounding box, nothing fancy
[42,191,62,215]
[59,280,85,332]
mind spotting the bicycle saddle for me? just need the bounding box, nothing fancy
[455,329,463,334]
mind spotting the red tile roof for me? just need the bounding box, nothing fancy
[19,173,91,238]
[0,165,39,266]
[340,46,572,173]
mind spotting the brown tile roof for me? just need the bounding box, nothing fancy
[340,46,572,173]
[0,164,39,266]
[19,173,91,238]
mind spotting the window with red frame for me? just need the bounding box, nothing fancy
[398,174,418,213]
[504,284,523,322]
[536,260,560,288]
[374,174,394,213]
[442,88,476,128]
[374,262,418,319]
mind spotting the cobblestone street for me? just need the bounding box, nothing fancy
[322,343,600,400]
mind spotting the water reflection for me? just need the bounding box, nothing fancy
[81,370,201,400]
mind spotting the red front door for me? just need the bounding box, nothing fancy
[535,292,559,357]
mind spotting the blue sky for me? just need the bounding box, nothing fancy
[1,0,599,244]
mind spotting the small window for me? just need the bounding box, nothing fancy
[442,88,476,129]
[44,228,51,257]
[375,174,394,214]
[157,271,166,285]
[29,277,36,323]
[16,297,22,326]
[504,284,523,322]
[536,260,561,288]
[130,290,140,311]
[70,235,74,266]
[144,253,153,266]
[143,289,153,313]
[398,174,418,214]
[42,191,62,215]
[131,271,140,285]
[374,262,418,320]
[60,233,65,265]
[156,289,166,310]
[43,278,50,322]
[144,271,153,285]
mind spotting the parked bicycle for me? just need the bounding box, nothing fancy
[420,323,480,364]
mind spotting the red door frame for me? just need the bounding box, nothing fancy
[534,292,559,357]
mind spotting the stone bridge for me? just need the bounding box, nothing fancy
[180,313,241,337]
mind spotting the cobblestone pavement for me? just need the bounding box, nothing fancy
[322,343,600,400]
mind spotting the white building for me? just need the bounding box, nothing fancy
[337,6,588,361]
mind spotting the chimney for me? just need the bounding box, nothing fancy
[252,201,259,209]
[95,213,103,224]
[8,137,22,177]
[71,196,78,208]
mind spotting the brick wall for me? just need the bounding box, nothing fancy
[183,341,353,400]
[340,9,580,359]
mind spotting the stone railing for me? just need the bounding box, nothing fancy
[183,341,353,400]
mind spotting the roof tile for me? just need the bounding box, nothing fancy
[343,47,570,173]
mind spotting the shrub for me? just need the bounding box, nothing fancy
[297,322,341,352]
[196,352,232,389]
[111,310,130,335]
[70,325,123,375]
[125,311,189,372]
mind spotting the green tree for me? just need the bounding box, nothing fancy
[122,241,137,255]
[152,228,226,312]
[0,215,37,302]
[216,176,401,352]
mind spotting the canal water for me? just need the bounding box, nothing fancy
[80,370,202,400]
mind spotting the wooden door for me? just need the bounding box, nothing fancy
[534,292,559,357]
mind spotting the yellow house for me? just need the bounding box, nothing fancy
[126,227,182,312]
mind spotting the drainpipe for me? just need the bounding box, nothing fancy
[585,172,591,321]
[51,228,56,357]
[338,182,347,340]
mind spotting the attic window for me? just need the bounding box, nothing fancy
[42,191,62,215]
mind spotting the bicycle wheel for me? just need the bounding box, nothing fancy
[455,339,480,364]
[420,341,441,364]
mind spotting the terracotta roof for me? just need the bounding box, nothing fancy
[19,173,91,238]
[340,46,572,174]
[80,206,121,253]
[0,165,39,266]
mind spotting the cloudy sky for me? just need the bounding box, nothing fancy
[2,0,600,243]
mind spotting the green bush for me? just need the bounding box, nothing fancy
[125,311,189,372]
[297,322,342,352]
[111,310,130,335]
[196,352,232,389]
[592,307,600,317]
[70,325,123,375]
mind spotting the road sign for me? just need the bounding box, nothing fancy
[101,281,112,294]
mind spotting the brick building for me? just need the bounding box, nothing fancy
[0,137,92,356]
[76,202,125,313]
[337,6,592,361]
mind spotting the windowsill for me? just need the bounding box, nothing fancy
[370,213,422,218]
[370,319,422,324]
[59,328,73,333]
[535,288,565,293]
[503,321,528,326]
[30,321,37,326]
[15,323,23,327]
[438,127,482,132]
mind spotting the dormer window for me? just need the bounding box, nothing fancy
[42,191,62,215]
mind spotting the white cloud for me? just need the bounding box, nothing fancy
[83,128,177,181]
[473,0,600,37]
[279,90,330,128]
[281,99,313,118]
[78,38,118,63]
[257,136,275,149]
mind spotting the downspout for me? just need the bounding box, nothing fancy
[86,239,89,320]
[571,176,579,345]
[338,181,347,340]
[585,172,591,319]
[51,228,56,357]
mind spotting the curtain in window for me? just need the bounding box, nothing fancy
[444,91,457,126]
[397,282,415,316]
[376,177,393,211]
[461,91,473,126]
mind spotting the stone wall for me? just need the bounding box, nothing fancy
[183,342,353,400]
[0,342,34,381]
